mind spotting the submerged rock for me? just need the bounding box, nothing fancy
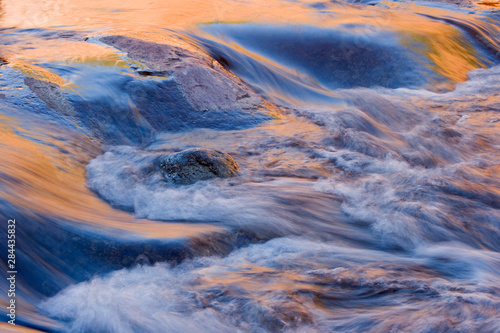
[10,36,275,146]
[100,35,266,113]
[49,35,275,144]
[158,148,240,185]
[24,77,75,116]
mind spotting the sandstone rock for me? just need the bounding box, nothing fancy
[24,77,75,116]
[100,35,264,113]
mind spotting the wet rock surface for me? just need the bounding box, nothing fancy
[158,148,240,185]
[24,77,75,116]
[6,36,273,146]
[66,36,273,144]
[100,35,266,113]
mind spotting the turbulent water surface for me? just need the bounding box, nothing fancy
[1,0,500,332]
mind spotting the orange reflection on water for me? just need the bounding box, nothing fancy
[2,0,495,94]
[0,114,222,239]
[474,0,500,7]
[1,0,321,30]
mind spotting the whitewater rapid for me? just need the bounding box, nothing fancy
[1,0,500,332]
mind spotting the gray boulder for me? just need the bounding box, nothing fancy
[158,148,240,185]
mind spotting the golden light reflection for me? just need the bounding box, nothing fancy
[0,114,223,239]
[1,0,499,332]
[474,0,500,8]
[1,0,495,92]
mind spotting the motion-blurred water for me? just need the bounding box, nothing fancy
[1,0,500,332]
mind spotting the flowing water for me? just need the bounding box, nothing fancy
[1,0,500,332]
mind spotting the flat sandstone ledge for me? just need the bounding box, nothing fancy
[100,35,270,114]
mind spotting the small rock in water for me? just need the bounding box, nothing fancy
[158,148,240,185]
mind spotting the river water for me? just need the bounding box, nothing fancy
[1,0,500,332]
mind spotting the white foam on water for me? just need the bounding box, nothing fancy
[306,65,500,250]
[86,146,336,238]
[40,237,500,332]
[86,67,500,251]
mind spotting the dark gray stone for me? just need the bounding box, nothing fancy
[158,148,240,185]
